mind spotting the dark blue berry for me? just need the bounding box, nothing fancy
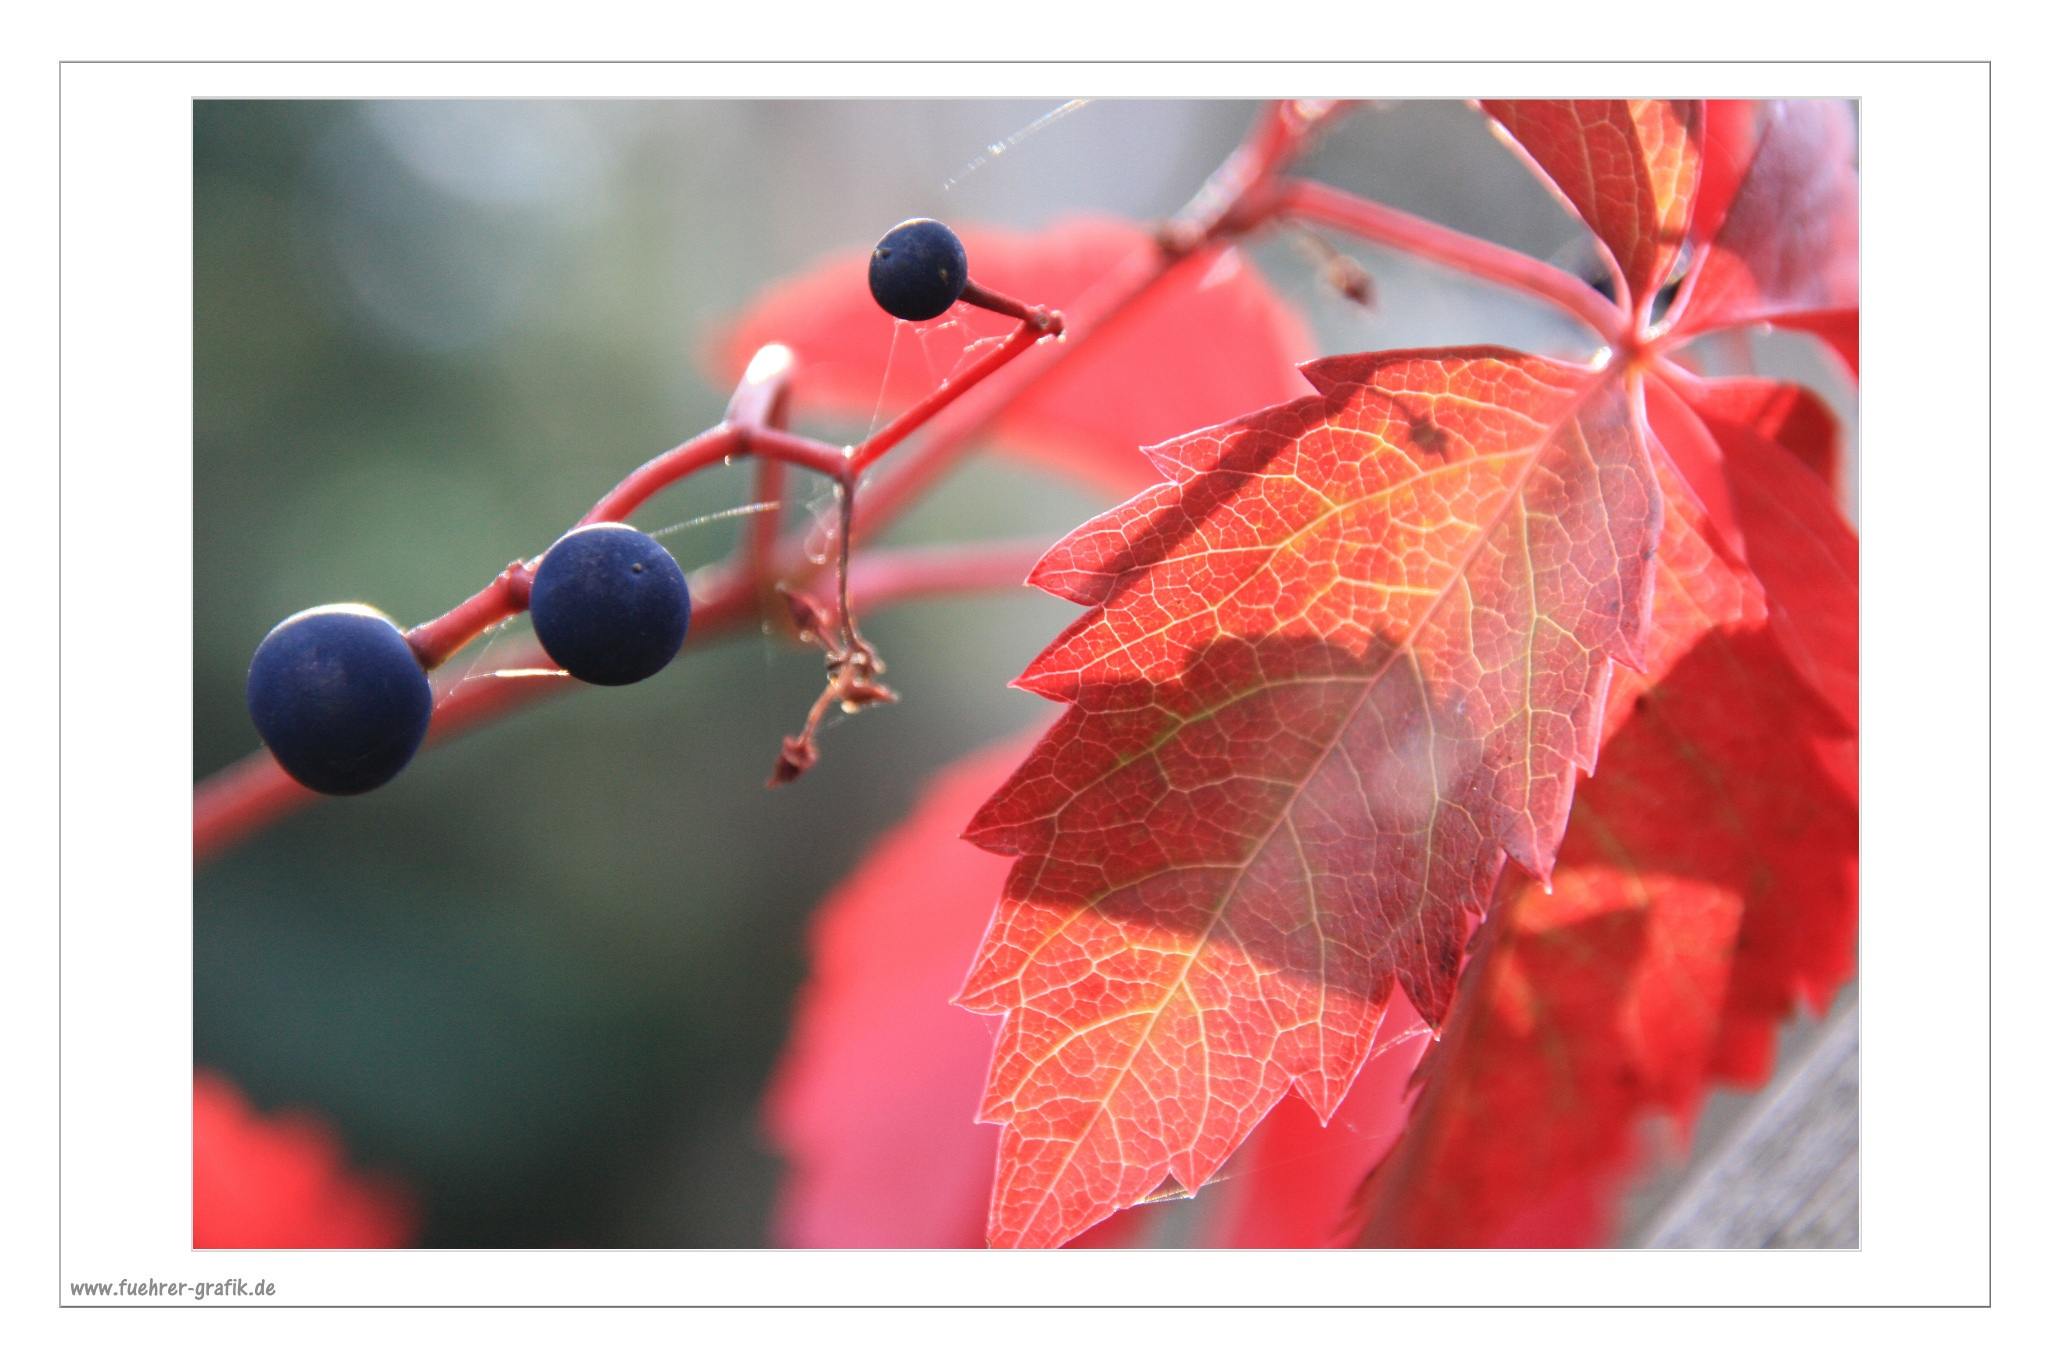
[246,604,434,795]
[868,218,969,322]
[528,523,691,687]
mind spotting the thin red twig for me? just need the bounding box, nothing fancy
[577,423,845,531]
[846,318,1061,478]
[957,279,1062,332]
[1276,178,1627,343]
[406,560,535,671]
[727,343,800,592]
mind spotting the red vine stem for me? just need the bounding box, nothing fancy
[1275,178,1627,342]
[729,343,797,596]
[957,279,1061,332]
[407,315,1077,683]
[580,425,830,528]
[415,360,820,672]
[407,423,846,672]
[407,560,535,671]
[193,537,1047,863]
[848,317,1061,477]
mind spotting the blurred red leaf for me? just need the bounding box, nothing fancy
[1481,100,1703,316]
[711,217,1315,496]
[1680,403,1860,1079]
[1707,407,1859,734]
[1351,465,1856,1246]
[763,734,1029,1248]
[1670,372,1844,492]
[1481,98,1856,366]
[1689,101,1762,262]
[1673,101,1859,352]
[193,1071,416,1249]
[957,348,1662,1247]
[1798,309,1861,378]
[766,732,1146,1248]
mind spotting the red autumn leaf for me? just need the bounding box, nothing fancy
[1648,374,1859,729]
[1481,100,1704,318]
[1486,96,1855,668]
[711,217,1316,496]
[1348,454,1854,1245]
[751,99,1854,1250]
[956,347,1662,1247]
[1670,407,1859,1080]
[1709,414,1858,734]
[1669,372,1844,492]
[765,730,1147,1248]
[193,1071,416,1249]
[1671,100,1859,354]
[1483,98,1856,376]
[1800,310,1861,378]
[1689,101,1761,264]
[1640,371,1759,569]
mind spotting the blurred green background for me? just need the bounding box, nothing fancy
[193,99,1852,1247]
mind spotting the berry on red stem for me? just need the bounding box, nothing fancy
[246,605,434,795]
[868,218,970,322]
[528,523,692,687]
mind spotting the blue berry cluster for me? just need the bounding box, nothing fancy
[251,215,967,797]
[248,523,690,796]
